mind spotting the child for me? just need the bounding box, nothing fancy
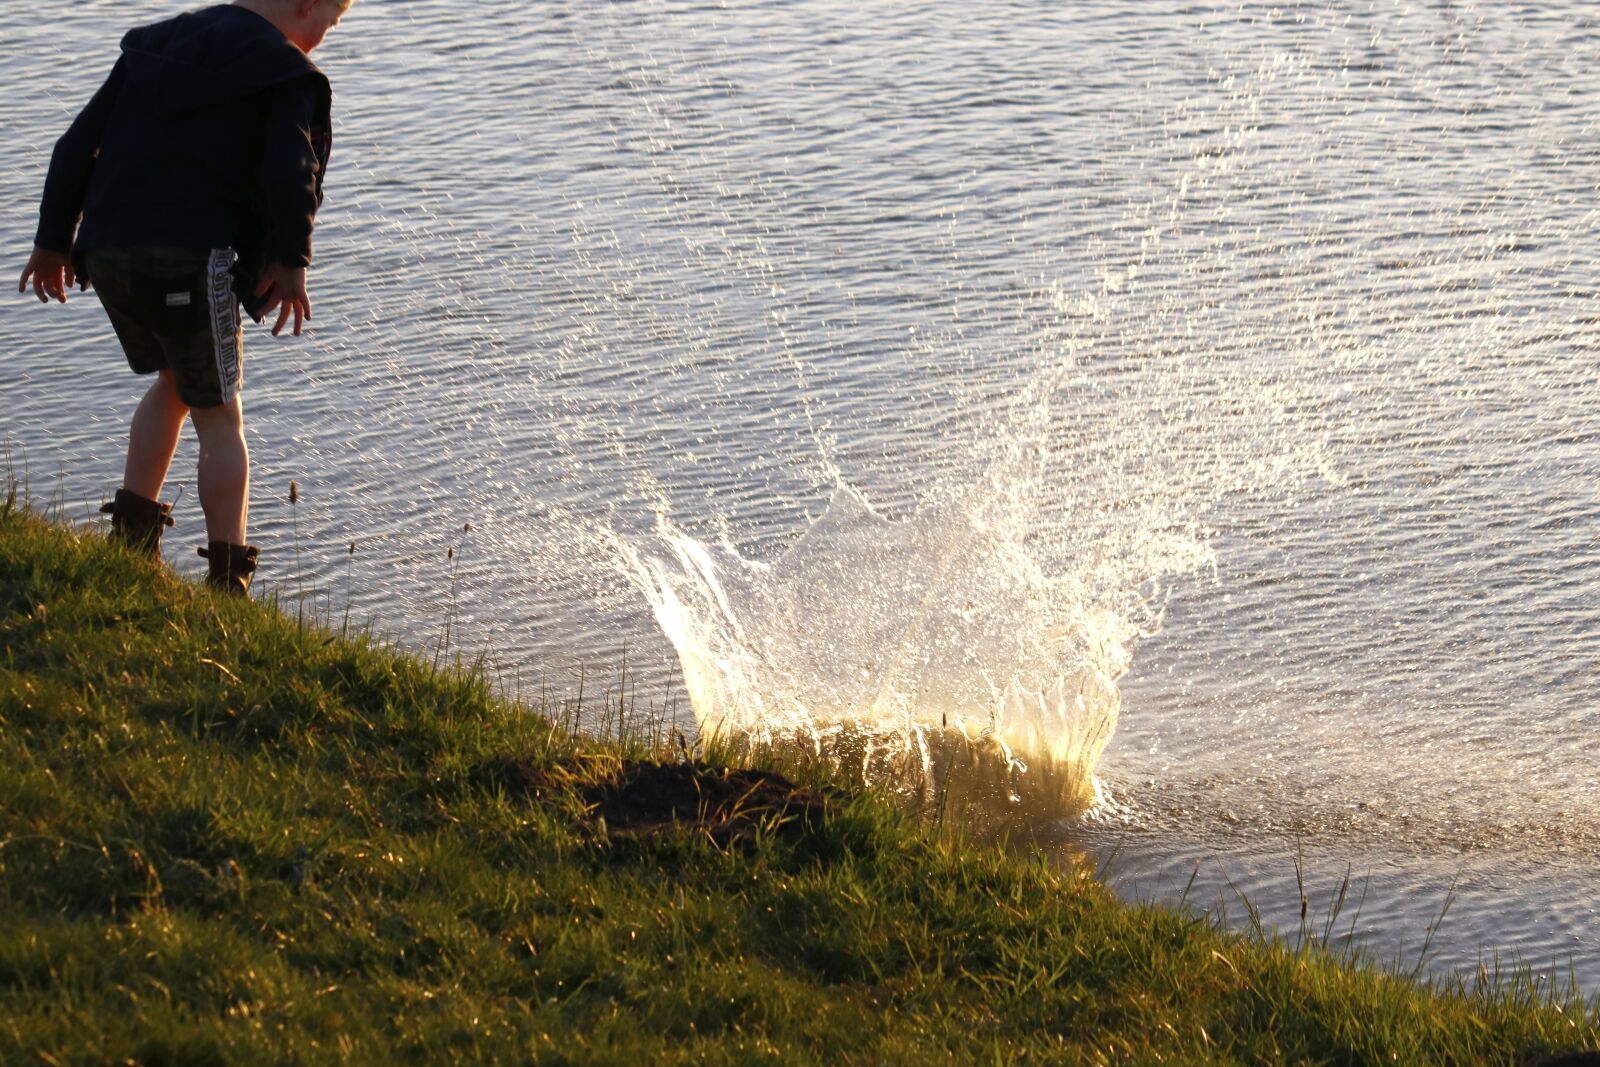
[16,0,349,593]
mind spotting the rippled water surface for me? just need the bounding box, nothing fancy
[4,0,1599,986]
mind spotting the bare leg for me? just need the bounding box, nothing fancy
[122,370,189,500]
[190,397,249,545]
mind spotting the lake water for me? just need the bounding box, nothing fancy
[4,0,1598,989]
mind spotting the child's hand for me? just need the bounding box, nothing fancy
[255,261,312,336]
[17,246,77,303]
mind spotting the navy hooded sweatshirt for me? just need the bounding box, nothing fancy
[33,5,332,321]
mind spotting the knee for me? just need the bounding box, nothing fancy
[190,398,246,439]
[155,370,189,410]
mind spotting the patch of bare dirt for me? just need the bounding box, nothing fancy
[474,756,837,846]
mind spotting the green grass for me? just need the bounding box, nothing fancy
[1,499,1596,1065]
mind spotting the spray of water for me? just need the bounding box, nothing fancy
[611,256,1336,819]
[528,2,1364,824]
[617,476,1143,812]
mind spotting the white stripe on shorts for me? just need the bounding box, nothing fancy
[206,248,241,404]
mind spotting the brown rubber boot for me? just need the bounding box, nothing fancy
[99,488,175,557]
[198,542,260,596]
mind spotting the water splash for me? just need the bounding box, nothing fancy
[621,479,1138,801]
[612,252,1337,817]
[563,7,1351,814]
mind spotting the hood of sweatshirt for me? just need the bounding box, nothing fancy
[120,5,326,117]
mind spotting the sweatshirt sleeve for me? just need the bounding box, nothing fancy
[257,79,324,268]
[34,57,127,253]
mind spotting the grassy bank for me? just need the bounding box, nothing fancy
[1,501,1595,1065]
